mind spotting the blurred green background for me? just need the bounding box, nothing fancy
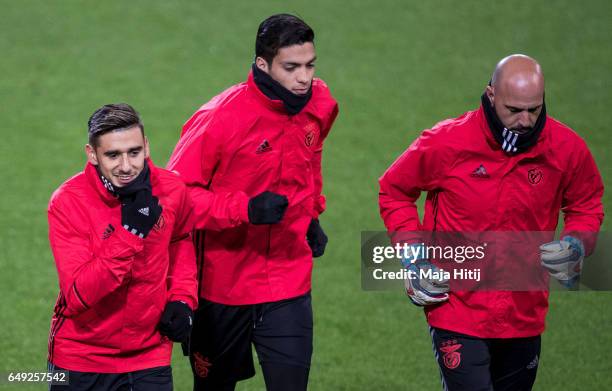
[0,0,610,389]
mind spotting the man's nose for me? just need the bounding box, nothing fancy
[518,110,532,128]
[119,154,131,172]
[296,68,309,84]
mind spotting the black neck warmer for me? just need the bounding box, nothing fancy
[98,162,151,199]
[481,93,546,154]
[252,63,312,115]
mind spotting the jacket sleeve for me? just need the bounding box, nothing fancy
[167,110,250,231]
[312,103,339,218]
[48,197,143,318]
[560,138,604,255]
[379,130,449,239]
[166,184,198,310]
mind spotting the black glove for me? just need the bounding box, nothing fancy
[120,190,162,238]
[248,191,289,225]
[158,301,193,343]
[307,219,328,258]
[116,164,162,238]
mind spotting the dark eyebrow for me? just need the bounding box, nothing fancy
[505,104,542,112]
[283,56,317,67]
[103,146,143,157]
[103,150,119,157]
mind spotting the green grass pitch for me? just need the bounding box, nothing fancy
[0,1,610,389]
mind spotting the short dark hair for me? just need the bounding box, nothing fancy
[255,14,314,64]
[87,103,144,147]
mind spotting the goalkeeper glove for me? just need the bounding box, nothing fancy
[401,244,449,306]
[540,236,584,288]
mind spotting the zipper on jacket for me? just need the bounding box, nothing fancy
[265,119,287,257]
[194,230,206,297]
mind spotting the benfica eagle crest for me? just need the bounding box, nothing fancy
[440,340,462,369]
[528,168,543,185]
[193,352,212,378]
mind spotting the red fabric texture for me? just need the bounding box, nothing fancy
[167,71,338,305]
[379,106,604,338]
[47,160,198,372]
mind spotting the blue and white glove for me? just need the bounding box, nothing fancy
[540,236,585,288]
[401,244,449,306]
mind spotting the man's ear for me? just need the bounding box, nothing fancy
[255,56,270,73]
[85,144,98,165]
[144,136,150,159]
[485,85,495,106]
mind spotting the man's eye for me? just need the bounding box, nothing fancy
[108,153,118,159]
[509,108,521,113]
[528,108,538,113]
[307,63,315,69]
[130,151,140,156]
[284,66,296,71]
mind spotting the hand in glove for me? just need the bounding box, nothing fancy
[404,260,450,306]
[115,165,162,238]
[540,236,584,288]
[248,191,288,225]
[120,189,162,238]
[307,219,328,257]
[158,301,193,343]
[401,243,449,306]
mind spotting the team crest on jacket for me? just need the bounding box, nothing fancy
[304,121,318,147]
[193,352,212,378]
[440,340,462,369]
[305,131,315,147]
[528,168,542,185]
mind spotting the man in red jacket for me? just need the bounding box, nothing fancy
[167,14,338,391]
[379,55,603,390]
[47,103,198,390]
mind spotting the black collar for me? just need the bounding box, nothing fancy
[481,93,546,154]
[97,163,151,199]
[252,63,312,115]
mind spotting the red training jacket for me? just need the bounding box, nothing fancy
[47,160,198,373]
[167,71,338,305]
[379,105,604,338]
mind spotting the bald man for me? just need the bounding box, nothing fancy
[379,55,603,390]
